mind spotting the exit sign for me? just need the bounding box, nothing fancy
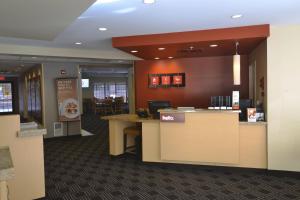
[0,76,5,81]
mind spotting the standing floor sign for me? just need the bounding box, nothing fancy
[56,78,80,122]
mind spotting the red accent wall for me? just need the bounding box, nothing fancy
[135,56,249,109]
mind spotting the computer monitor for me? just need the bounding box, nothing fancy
[148,100,171,119]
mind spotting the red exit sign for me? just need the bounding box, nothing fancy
[0,76,5,81]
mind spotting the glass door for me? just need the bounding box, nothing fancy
[0,82,13,113]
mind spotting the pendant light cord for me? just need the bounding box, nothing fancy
[235,41,239,55]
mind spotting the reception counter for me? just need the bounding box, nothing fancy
[0,115,45,200]
[103,109,267,169]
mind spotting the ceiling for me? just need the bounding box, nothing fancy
[0,0,95,40]
[112,25,269,59]
[0,0,299,58]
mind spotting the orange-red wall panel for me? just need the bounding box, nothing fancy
[134,56,249,109]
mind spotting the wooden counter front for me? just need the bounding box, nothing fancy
[160,112,239,164]
[104,113,267,169]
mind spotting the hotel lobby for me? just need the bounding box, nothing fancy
[0,0,300,200]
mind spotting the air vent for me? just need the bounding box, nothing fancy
[54,122,63,137]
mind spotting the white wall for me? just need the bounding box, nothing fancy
[43,62,81,138]
[267,25,300,172]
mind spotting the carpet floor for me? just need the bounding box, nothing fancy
[41,114,300,200]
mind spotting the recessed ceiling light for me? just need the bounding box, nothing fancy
[154,57,160,60]
[189,46,194,50]
[98,27,107,31]
[168,57,173,59]
[31,56,37,59]
[75,42,82,45]
[131,50,138,53]
[231,14,243,19]
[144,0,155,4]
[158,47,165,51]
[209,44,218,47]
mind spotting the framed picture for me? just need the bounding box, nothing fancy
[161,75,171,87]
[172,73,185,87]
[148,74,160,88]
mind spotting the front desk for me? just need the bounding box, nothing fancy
[103,109,267,169]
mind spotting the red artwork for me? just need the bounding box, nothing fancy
[150,76,160,86]
[173,75,183,85]
[161,75,171,85]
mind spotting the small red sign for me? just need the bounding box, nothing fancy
[150,76,160,86]
[0,76,5,81]
[161,75,171,85]
[173,75,183,85]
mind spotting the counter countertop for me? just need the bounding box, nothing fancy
[0,147,15,181]
[102,114,159,123]
[159,108,241,114]
[239,121,267,125]
[18,127,47,138]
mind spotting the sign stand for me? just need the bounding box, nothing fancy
[66,121,69,136]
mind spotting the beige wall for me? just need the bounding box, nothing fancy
[267,25,300,172]
[43,62,81,138]
[249,40,268,119]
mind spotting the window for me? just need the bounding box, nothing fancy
[94,83,105,99]
[0,82,13,113]
[94,81,128,102]
[27,77,42,123]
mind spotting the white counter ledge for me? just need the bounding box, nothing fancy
[18,122,47,137]
[239,121,267,125]
[159,108,241,113]
[0,146,15,181]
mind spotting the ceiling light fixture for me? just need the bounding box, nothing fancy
[233,41,241,85]
[168,57,173,59]
[31,57,37,59]
[154,57,160,60]
[98,27,107,31]
[189,46,194,50]
[143,0,155,4]
[158,47,165,51]
[209,44,218,47]
[131,50,138,53]
[231,14,243,19]
[75,42,82,45]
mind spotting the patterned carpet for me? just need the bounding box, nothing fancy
[41,114,300,200]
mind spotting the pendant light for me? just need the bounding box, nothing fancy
[233,41,241,85]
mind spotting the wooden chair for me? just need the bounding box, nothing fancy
[102,98,114,115]
[114,96,124,114]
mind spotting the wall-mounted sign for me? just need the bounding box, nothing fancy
[160,112,185,123]
[60,69,66,75]
[56,78,80,121]
[148,73,185,88]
